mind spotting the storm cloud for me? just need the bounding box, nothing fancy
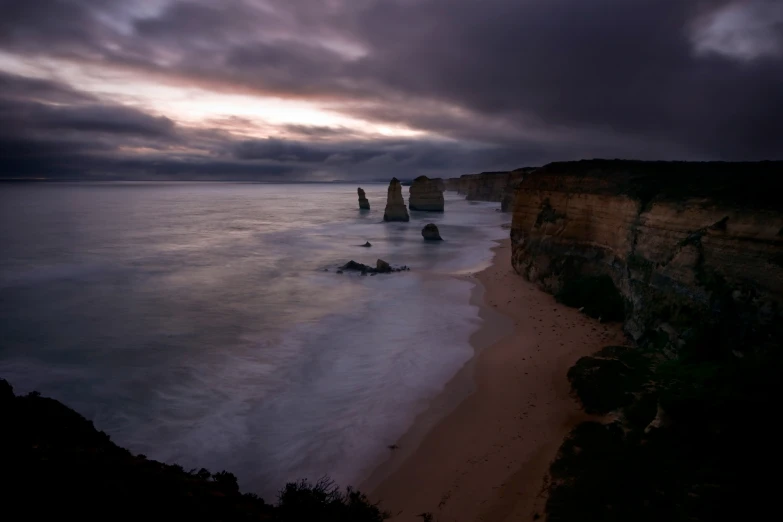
[1,0,781,179]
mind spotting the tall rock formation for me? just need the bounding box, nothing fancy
[357,187,370,210]
[383,177,410,222]
[509,159,783,350]
[408,176,445,211]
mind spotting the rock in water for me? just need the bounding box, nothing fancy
[421,223,443,241]
[383,178,410,222]
[376,259,391,272]
[341,260,368,271]
[358,187,370,210]
[409,176,445,211]
[361,241,372,247]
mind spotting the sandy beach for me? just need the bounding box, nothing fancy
[364,239,626,522]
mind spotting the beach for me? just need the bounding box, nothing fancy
[364,239,626,521]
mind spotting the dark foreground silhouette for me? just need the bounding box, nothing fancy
[0,379,388,521]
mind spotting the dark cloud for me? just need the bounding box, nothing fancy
[1,0,782,179]
[0,71,513,180]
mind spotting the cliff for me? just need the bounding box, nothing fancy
[408,176,445,211]
[445,168,534,207]
[510,160,783,522]
[510,159,783,352]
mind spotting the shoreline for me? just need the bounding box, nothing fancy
[362,239,626,521]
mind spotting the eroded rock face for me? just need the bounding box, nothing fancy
[509,160,783,351]
[501,177,525,212]
[409,176,445,211]
[358,187,370,210]
[383,177,410,222]
[444,168,532,203]
[422,223,443,241]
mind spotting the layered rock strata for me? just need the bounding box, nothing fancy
[509,159,783,350]
[445,168,534,207]
[408,176,445,211]
[383,177,410,222]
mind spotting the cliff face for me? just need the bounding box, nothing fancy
[445,168,533,208]
[510,160,783,349]
[408,176,445,211]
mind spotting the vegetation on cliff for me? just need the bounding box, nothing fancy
[549,346,782,521]
[546,273,782,520]
[0,378,389,521]
[504,161,783,520]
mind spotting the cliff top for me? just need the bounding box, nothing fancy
[527,159,783,209]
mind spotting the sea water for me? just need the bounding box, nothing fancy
[0,182,508,498]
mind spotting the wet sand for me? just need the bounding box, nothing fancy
[363,239,626,521]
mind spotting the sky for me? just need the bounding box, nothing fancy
[1,0,782,181]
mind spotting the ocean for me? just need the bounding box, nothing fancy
[0,182,508,499]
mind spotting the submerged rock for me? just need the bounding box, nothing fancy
[383,178,410,222]
[409,176,445,211]
[357,187,370,210]
[422,223,443,241]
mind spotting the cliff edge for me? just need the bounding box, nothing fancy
[510,159,783,349]
[445,168,534,207]
[509,160,783,521]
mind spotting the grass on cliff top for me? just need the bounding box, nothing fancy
[0,379,389,521]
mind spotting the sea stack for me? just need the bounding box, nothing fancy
[383,177,410,222]
[358,187,370,210]
[409,176,445,212]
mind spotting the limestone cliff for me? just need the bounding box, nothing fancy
[509,160,783,350]
[383,177,410,222]
[408,176,445,211]
[445,168,533,208]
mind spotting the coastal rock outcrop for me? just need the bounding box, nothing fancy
[383,178,410,222]
[509,160,783,350]
[444,168,534,208]
[376,259,391,272]
[409,176,445,211]
[357,187,370,210]
[340,259,409,274]
[421,223,443,241]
